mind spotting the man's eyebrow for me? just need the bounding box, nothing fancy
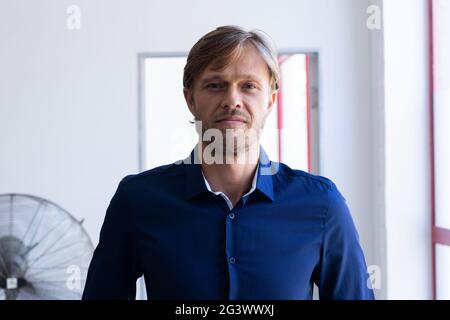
[200,74,262,84]
[200,75,223,84]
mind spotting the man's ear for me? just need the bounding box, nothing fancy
[267,89,278,113]
[183,87,196,117]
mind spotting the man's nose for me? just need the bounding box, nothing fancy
[222,86,243,109]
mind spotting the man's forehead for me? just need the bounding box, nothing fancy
[193,44,272,87]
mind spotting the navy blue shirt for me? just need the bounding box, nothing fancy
[83,145,374,300]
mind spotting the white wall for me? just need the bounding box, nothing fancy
[369,0,388,299]
[0,0,377,297]
[382,0,432,299]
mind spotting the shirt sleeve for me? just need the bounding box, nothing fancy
[315,181,375,300]
[82,176,140,300]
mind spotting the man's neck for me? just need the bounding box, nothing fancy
[199,143,260,208]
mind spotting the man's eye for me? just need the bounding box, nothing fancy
[243,83,256,89]
[206,83,224,89]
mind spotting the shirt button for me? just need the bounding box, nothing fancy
[229,257,236,264]
[228,213,235,219]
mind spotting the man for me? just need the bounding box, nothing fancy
[82,25,374,300]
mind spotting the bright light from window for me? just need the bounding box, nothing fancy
[433,0,450,300]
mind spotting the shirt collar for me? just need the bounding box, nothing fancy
[182,144,276,202]
[201,162,259,198]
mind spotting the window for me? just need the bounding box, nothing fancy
[430,0,450,300]
[139,52,319,174]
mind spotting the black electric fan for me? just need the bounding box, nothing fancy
[0,194,93,299]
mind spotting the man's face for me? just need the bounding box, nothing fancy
[184,44,277,156]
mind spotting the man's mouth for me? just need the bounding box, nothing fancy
[216,116,247,125]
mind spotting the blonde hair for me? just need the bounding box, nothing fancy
[183,25,280,92]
